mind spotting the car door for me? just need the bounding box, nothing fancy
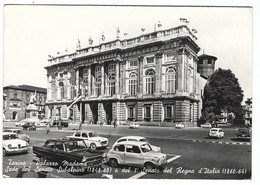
[81,132,91,147]
[52,141,70,164]
[124,145,144,166]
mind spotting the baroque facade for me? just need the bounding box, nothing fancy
[45,25,216,127]
[3,85,47,120]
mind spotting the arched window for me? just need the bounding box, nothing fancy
[59,82,64,99]
[108,74,116,96]
[129,72,138,95]
[145,69,155,94]
[165,67,176,93]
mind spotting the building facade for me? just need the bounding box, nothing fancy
[45,25,216,127]
[3,85,47,121]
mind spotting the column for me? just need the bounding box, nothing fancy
[155,52,163,94]
[75,68,80,96]
[88,66,91,96]
[138,56,144,94]
[101,64,105,95]
[116,61,120,94]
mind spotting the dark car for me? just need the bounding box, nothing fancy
[52,119,69,127]
[22,122,37,130]
[237,128,251,140]
[32,138,106,172]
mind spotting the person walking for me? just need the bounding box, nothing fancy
[58,117,62,130]
[113,118,117,128]
[46,117,51,134]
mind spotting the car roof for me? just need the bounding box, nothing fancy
[75,130,96,133]
[114,141,148,146]
[210,128,222,130]
[4,128,22,131]
[46,138,85,142]
[118,136,146,140]
[3,132,18,136]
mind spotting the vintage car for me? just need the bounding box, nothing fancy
[66,131,109,151]
[129,123,141,129]
[15,118,40,127]
[107,141,167,170]
[200,123,212,129]
[32,138,106,170]
[3,132,29,156]
[3,128,30,143]
[175,123,185,129]
[208,128,225,139]
[114,136,161,152]
[22,122,37,130]
[237,128,251,140]
[36,118,50,127]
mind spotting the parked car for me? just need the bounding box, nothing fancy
[22,122,37,130]
[32,138,106,170]
[67,131,109,151]
[3,128,30,143]
[129,123,140,129]
[52,118,69,127]
[175,123,184,129]
[200,123,212,129]
[15,119,26,127]
[3,132,29,156]
[15,118,40,128]
[107,141,167,170]
[115,136,161,152]
[208,128,224,139]
[36,118,50,127]
[237,128,251,140]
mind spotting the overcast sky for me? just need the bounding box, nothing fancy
[3,5,252,102]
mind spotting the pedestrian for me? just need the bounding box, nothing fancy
[46,117,50,134]
[113,118,117,128]
[58,117,62,130]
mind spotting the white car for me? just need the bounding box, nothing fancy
[129,123,140,129]
[107,141,167,170]
[4,129,30,143]
[175,123,184,129]
[201,123,212,129]
[67,131,109,151]
[208,128,224,139]
[3,132,29,156]
[115,136,161,152]
[15,118,40,127]
[36,118,50,127]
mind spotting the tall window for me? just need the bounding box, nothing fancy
[59,82,64,99]
[108,74,116,96]
[129,72,138,95]
[128,106,135,121]
[144,105,152,121]
[145,69,155,94]
[14,93,17,99]
[129,60,138,67]
[146,57,154,64]
[165,105,174,120]
[95,76,101,96]
[165,67,176,93]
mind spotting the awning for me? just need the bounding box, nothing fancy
[67,96,83,109]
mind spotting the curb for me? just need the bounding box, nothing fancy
[192,140,250,145]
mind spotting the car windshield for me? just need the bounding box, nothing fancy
[140,144,152,153]
[14,130,23,134]
[238,129,249,134]
[88,132,99,137]
[3,134,19,140]
[65,140,87,152]
[211,129,218,132]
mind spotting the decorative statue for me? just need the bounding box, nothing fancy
[29,91,37,104]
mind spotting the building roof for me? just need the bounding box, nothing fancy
[198,54,217,60]
[3,84,47,94]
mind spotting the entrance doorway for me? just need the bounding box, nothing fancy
[12,111,18,120]
[90,103,98,124]
[104,102,113,125]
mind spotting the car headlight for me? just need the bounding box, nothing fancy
[102,153,107,158]
[26,142,29,146]
[152,157,160,163]
[82,156,87,162]
[8,144,12,148]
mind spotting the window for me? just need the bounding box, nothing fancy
[108,64,116,71]
[144,105,151,121]
[114,145,125,152]
[129,72,138,95]
[108,74,116,96]
[95,76,101,96]
[145,69,155,94]
[208,60,212,64]
[55,142,64,151]
[128,107,135,119]
[126,145,141,154]
[129,60,138,67]
[14,93,17,99]
[117,139,127,143]
[75,132,81,137]
[39,97,42,104]
[198,60,203,64]
[165,105,173,119]
[146,57,154,64]
[82,133,88,138]
[44,141,55,149]
[165,67,176,93]
[59,82,64,99]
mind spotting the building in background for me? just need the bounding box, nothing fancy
[244,98,252,126]
[3,85,47,121]
[45,25,217,127]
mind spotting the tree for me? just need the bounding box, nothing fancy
[202,68,244,123]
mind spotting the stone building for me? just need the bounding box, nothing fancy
[3,85,47,120]
[45,25,216,127]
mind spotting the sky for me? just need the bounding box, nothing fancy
[3,5,252,102]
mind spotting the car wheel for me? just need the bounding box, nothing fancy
[39,156,47,163]
[3,148,7,156]
[90,143,97,151]
[144,162,154,171]
[109,158,118,167]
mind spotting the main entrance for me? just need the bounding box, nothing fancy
[104,102,113,125]
[90,103,98,124]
